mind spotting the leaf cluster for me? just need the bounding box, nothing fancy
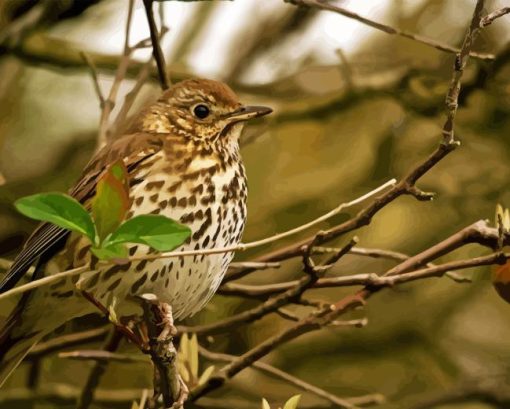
[15,160,191,261]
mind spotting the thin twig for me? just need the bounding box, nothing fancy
[97,0,136,149]
[199,347,381,409]
[189,2,492,399]
[76,328,123,409]
[480,7,510,27]
[80,52,105,107]
[59,350,147,364]
[27,327,110,360]
[285,0,494,61]
[143,0,170,89]
[0,266,89,302]
[0,181,395,302]
[128,178,396,263]
[179,238,358,336]
[228,261,281,270]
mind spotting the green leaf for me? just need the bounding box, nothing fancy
[283,395,301,409]
[106,215,191,252]
[91,243,128,261]
[15,192,95,241]
[92,160,131,243]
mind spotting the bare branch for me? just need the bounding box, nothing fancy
[59,350,147,364]
[143,0,170,89]
[285,0,494,61]
[480,7,510,27]
[80,52,105,107]
[27,327,110,360]
[199,347,382,409]
[76,329,123,409]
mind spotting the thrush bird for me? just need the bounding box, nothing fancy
[0,78,272,386]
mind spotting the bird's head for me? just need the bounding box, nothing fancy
[136,78,272,146]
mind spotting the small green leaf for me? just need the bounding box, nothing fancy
[283,395,301,409]
[91,243,128,261]
[15,192,95,241]
[92,161,131,243]
[261,398,271,409]
[106,215,191,252]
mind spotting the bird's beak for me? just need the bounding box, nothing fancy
[226,105,273,123]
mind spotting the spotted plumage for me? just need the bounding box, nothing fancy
[0,78,271,386]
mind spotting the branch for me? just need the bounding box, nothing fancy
[59,350,147,364]
[441,0,485,145]
[96,0,136,149]
[224,0,489,285]
[480,7,510,27]
[141,295,186,409]
[27,327,110,360]
[80,51,105,107]
[0,383,148,405]
[76,329,123,409]
[178,238,357,336]
[0,180,395,302]
[199,347,384,409]
[117,178,395,262]
[285,0,494,61]
[143,0,170,89]
[0,265,89,302]
[190,2,494,390]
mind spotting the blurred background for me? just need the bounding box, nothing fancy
[1,0,510,408]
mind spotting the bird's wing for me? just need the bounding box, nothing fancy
[0,133,164,293]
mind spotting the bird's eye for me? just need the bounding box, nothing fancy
[193,104,210,119]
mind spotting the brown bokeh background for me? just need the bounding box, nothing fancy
[1,1,510,408]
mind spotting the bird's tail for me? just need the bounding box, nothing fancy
[0,302,44,388]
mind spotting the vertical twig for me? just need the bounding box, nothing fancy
[143,0,170,90]
[96,0,136,149]
[442,0,485,145]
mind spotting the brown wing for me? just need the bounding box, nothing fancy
[0,133,164,293]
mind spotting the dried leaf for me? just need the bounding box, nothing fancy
[283,395,301,409]
[190,333,199,379]
[197,365,215,386]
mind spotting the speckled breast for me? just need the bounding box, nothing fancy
[92,146,247,320]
